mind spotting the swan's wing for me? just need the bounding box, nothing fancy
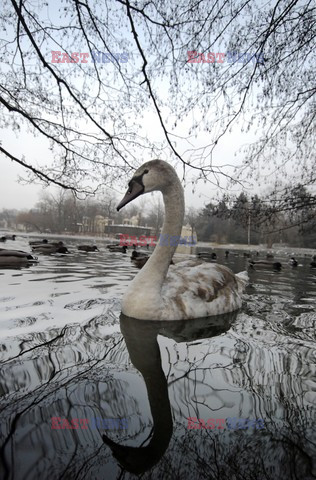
[161,262,248,319]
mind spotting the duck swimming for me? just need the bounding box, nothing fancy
[0,249,37,267]
[131,250,174,269]
[107,245,128,253]
[197,252,217,260]
[31,244,69,254]
[131,254,150,269]
[77,245,99,252]
[289,257,298,267]
[29,239,48,246]
[248,260,282,271]
[116,160,248,320]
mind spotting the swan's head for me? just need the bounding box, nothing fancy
[116,160,178,211]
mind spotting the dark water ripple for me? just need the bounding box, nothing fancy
[0,236,315,479]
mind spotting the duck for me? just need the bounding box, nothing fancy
[106,243,120,249]
[197,251,217,260]
[131,250,174,269]
[116,160,248,320]
[248,260,282,271]
[289,257,298,267]
[0,234,16,242]
[77,245,98,252]
[310,256,316,268]
[107,245,128,253]
[266,252,274,259]
[0,249,38,267]
[31,240,64,250]
[31,244,69,254]
[29,239,48,246]
[132,255,150,269]
[131,249,147,259]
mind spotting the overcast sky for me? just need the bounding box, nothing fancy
[0,116,260,213]
[0,1,290,214]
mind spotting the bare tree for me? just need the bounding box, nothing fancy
[184,207,199,239]
[0,0,315,198]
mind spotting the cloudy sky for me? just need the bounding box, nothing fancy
[0,115,259,213]
[0,1,293,214]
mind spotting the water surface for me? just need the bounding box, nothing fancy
[0,237,315,479]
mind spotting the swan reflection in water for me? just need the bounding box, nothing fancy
[102,310,237,475]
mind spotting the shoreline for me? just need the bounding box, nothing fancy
[1,231,315,255]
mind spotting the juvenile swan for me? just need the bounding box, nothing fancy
[117,160,248,320]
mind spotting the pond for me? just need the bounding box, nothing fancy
[0,236,315,479]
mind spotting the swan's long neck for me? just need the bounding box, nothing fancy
[132,181,184,292]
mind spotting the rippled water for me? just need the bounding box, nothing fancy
[0,236,315,480]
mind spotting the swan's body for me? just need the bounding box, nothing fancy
[117,160,248,320]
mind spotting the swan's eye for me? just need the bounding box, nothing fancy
[143,169,149,174]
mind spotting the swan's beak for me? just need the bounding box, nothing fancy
[116,179,144,211]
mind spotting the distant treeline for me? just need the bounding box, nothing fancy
[1,184,315,248]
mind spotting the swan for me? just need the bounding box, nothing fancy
[116,160,248,320]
